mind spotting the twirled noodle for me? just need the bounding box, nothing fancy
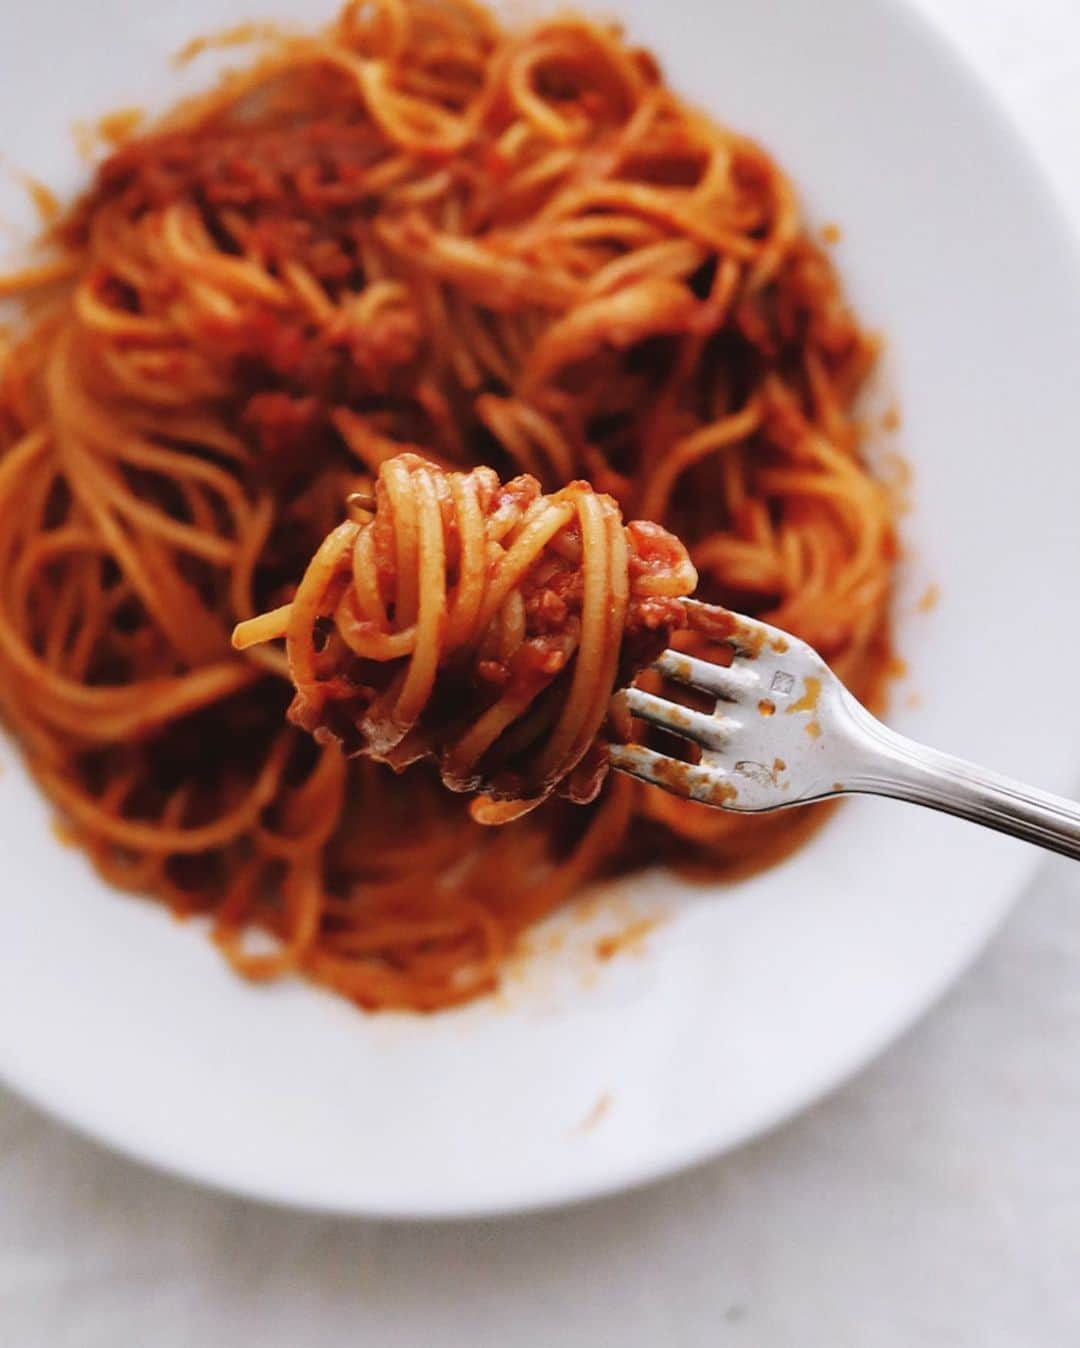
[233,454,697,821]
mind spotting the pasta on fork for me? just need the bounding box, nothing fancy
[234,454,699,821]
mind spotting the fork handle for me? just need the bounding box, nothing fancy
[843,697,1080,861]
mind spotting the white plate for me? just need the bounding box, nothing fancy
[2,0,1080,1219]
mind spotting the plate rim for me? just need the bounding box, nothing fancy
[1,0,1079,1219]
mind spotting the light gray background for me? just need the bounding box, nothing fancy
[3,1,1080,1342]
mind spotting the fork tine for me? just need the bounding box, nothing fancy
[682,599,777,657]
[607,743,736,807]
[624,687,738,752]
[653,649,759,701]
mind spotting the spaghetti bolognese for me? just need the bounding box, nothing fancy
[0,0,895,1010]
[232,455,698,821]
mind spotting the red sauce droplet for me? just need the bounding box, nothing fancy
[786,676,821,717]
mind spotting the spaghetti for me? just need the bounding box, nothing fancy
[232,454,697,820]
[0,0,895,1010]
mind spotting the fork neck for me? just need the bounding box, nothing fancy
[840,696,1080,861]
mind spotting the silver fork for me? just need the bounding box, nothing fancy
[608,599,1080,860]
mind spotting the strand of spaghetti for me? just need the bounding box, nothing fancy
[532,490,614,779]
[215,856,324,979]
[394,466,446,725]
[443,646,569,781]
[233,604,293,650]
[285,521,361,693]
[343,528,382,625]
[0,445,256,735]
[472,500,577,633]
[0,256,81,298]
[444,468,489,646]
[161,203,291,304]
[528,182,763,257]
[46,335,229,665]
[375,216,583,310]
[333,590,417,660]
[39,735,290,853]
[482,771,635,926]
[639,401,764,523]
[228,494,291,677]
[521,278,706,393]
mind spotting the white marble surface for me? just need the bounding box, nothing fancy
[4,1,1080,1343]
